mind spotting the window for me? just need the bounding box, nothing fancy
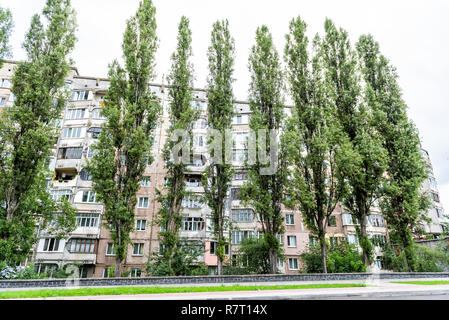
[67,238,95,253]
[72,90,90,101]
[186,177,202,187]
[194,119,208,129]
[66,108,86,120]
[276,233,284,245]
[288,258,299,270]
[191,100,206,111]
[232,209,254,223]
[81,191,97,203]
[92,108,106,119]
[330,237,339,247]
[429,178,438,190]
[103,267,112,278]
[234,170,248,181]
[50,189,73,202]
[58,147,83,160]
[182,217,205,231]
[43,238,60,252]
[182,195,202,209]
[0,78,11,88]
[209,242,229,256]
[140,177,151,187]
[76,213,99,227]
[79,169,92,181]
[130,268,142,278]
[106,243,116,256]
[88,127,102,139]
[231,231,255,245]
[136,220,147,231]
[0,97,6,106]
[210,242,218,255]
[369,214,385,227]
[371,234,387,247]
[342,213,358,226]
[233,115,248,125]
[436,208,444,218]
[62,127,82,139]
[138,197,149,208]
[432,192,440,203]
[133,243,144,256]
[328,216,337,227]
[231,188,241,200]
[287,236,297,247]
[347,234,359,245]
[309,236,318,246]
[286,214,295,225]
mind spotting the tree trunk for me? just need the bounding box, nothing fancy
[320,234,328,273]
[114,257,122,278]
[402,233,416,272]
[359,213,372,267]
[269,248,278,274]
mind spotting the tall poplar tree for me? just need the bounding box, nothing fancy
[321,19,388,267]
[0,6,13,65]
[356,34,429,271]
[87,0,161,277]
[240,25,287,274]
[202,20,235,275]
[284,17,349,273]
[154,16,198,275]
[0,0,77,264]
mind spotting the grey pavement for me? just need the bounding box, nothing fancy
[3,277,449,300]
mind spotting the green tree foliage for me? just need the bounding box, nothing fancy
[147,242,209,276]
[382,242,449,272]
[300,242,366,273]
[0,0,77,265]
[0,6,13,65]
[202,20,235,275]
[321,19,388,267]
[236,236,285,274]
[240,25,288,274]
[154,16,198,275]
[87,0,161,277]
[284,16,349,273]
[356,34,430,271]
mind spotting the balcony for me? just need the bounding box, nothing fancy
[35,251,97,265]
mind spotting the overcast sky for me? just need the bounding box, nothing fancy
[3,0,449,212]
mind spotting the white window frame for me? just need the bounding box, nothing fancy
[286,214,295,225]
[287,236,297,248]
[132,243,144,256]
[138,197,149,208]
[288,258,299,270]
[136,219,147,231]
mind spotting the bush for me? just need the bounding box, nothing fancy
[0,263,45,280]
[300,242,366,273]
[147,243,209,276]
[382,243,449,272]
[326,243,367,273]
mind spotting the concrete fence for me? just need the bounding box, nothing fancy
[1,272,449,289]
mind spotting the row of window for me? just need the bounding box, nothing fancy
[65,108,105,120]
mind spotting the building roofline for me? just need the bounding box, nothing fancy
[1,59,79,75]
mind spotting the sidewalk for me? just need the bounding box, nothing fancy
[6,277,449,300]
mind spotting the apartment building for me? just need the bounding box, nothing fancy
[0,60,444,277]
[419,148,448,238]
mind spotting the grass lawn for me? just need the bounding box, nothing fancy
[0,283,367,299]
[392,281,449,286]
